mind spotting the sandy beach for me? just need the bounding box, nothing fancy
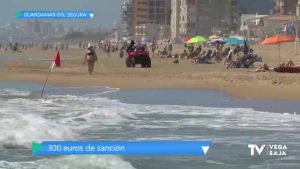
[1,42,300,100]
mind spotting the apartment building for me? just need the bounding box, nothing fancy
[121,0,132,38]
[297,0,300,17]
[276,0,298,15]
[131,0,171,39]
[171,0,181,41]
[171,0,240,40]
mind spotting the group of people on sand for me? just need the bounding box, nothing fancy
[83,40,148,75]
[41,42,69,51]
[101,42,119,56]
[256,59,296,72]
[172,43,261,68]
[81,38,299,75]
[157,40,173,58]
[256,59,297,72]
[171,44,218,64]
[0,42,72,53]
[0,42,36,52]
[224,46,262,69]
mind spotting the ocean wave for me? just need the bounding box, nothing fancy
[0,156,136,169]
[0,112,75,148]
[0,88,299,169]
[133,104,300,131]
[0,89,136,148]
[0,89,31,97]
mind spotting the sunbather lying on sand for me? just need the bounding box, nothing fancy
[256,63,270,72]
[280,59,295,67]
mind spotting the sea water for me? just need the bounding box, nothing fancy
[0,82,299,169]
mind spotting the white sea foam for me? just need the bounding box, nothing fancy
[0,111,74,148]
[0,88,299,168]
[0,156,136,169]
[0,89,31,97]
[134,105,300,131]
[0,89,135,148]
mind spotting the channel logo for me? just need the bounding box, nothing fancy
[248,144,287,156]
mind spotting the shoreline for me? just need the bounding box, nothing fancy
[1,44,300,101]
[1,72,300,101]
[1,78,300,114]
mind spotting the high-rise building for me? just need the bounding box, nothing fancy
[148,0,171,24]
[171,0,240,40]
[131,0,171,39]
[121,0,132,38]
[171,0,181,41]
[297,0,300,17]
[239,0,275,15]
[276,0,298,15]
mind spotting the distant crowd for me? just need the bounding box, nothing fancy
[0,42,71,52]
[0,42,35,52]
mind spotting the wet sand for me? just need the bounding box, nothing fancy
[0,42,300,100]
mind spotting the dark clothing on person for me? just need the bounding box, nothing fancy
[127,40,136,52]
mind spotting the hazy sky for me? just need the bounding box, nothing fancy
[0,0,123,28]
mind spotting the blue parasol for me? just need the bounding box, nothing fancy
[225,38,244,45]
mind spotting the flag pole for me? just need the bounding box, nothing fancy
[295,23,298,58]
[278,43,281,65]
[41,67,52,98]
[41,50,61,98]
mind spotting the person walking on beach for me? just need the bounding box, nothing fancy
[84,43,98,75]
[166,40,173,58]
[215,44,223,63]
[150,41,157,57]
[107,43,111,57]
[119,46,124,58]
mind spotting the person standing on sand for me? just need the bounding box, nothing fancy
[107,43,111,57]
[150,41,156,57]
[119,47,124,58]
[215,44,223,63]
[167,40,173,58]
[84,43,98,75]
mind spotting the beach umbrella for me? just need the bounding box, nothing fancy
[208,35,219,40]
[187,36,207,44]
[261,35,295,64]
[209,38,226,45]
[230,35,245,40]
[226,38,244,45]
[182,36,191,43]
[261,35,294,45]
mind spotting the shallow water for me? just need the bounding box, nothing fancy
[0,82,299,169]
